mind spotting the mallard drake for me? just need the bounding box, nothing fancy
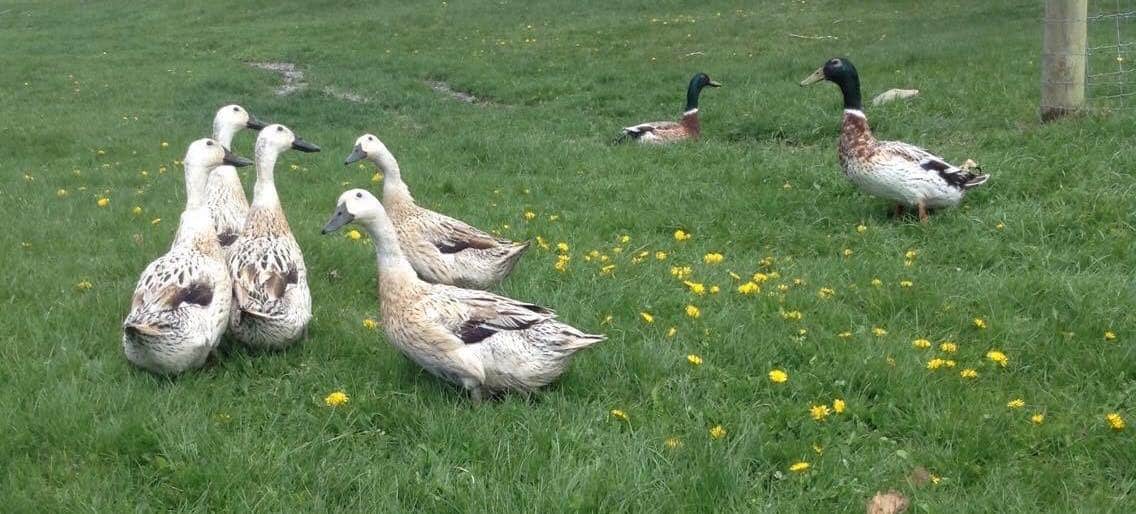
[800,57,988,221]
[344,134,528,290]
[205,105,266,254]
[322,189,605,402]
[619,72,721,144]
[227,124,320,349]
[123,139,253,374]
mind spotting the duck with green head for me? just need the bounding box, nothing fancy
[801,57,989,222]
[619,72,721,144]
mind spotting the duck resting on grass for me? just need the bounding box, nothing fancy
[123,139,253,375]
[800,57,989,222]
[619,72,721,144]
[344,134,529,290]
[322,189,605,403]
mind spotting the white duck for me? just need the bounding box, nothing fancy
[322,189,605,402]
[205,104,266,253]
[344,134,529,289]
[123,139,253,374]
[227,124,320,349]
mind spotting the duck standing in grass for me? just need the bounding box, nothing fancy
[227,124,320,349]
[205,104,266,255]
[123,139,253,374]
[800,57,988,221]
[344,134,528,289]
[619,72,721,144]
[322,189,605,403]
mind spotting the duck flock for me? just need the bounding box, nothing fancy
[123,57,990,403]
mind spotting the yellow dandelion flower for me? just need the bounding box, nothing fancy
[535,236,550,250]
[324,391,349,407]
[833,398,846,414]
[995,222,1005,230]
[1031,413,1045,425]
[371,172,384,183]
[1008,399,1025,409]
[855,224,867,234]
[346,229,363,241]
[687,354,703,366]
[926,358,945,370]
[666,326,677,338]
[683,281,706,295]
[548,214,560,222]
[780,310,803,321]
[768,369,788,383]
[985,350,1008,367]
[939,342,958,353]
[601,314,613,325]
[810,404,831,421]
[703,252,724,264]
[870,278,883,288]
[75,280,93,291]
[708,425,727,439]
[1104,331,1117,342]
[777,284,790,293]
[362,318,378,330]
[789,461,810,473]
[674,229,691,241]
[664,437,682,449]
[655,251,668,260]
[684,304,701,319]
[670,266,693,280]
[899,280,913,288]
[912,338,932,349]
[1106,412,1126,431]
[131,206,142,216]
[554,255,570,273]
[56,189,69,197]
[905,249,918,260]
[960,368,978,379]
[610,409,630,422]
[640,311,654,324]
[619,234,631,244]
[812,443,824,454]
[523,210,536,220]
[818,287,835,299]
[96,149,106,156]
[600,264,616,276]
[737,281,760,295]
[97,197,110,207]
[557,242,569,253]
[930,474,942,485]
[944,359,957,368]
[709,285,720,294]
[842,248,854,257]
[751,272,770,284]
[838,331,853,339]
[973,318,988,329]
[872,327,888,337]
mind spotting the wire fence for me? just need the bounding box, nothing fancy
[1086,2,1136,108]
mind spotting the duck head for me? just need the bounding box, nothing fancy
[184,138,253,169]
[800,57,862,110]
[322,188,381,234]
[213,104,267,140]
[343,133,391,165]
[256,123,321,155]
[685,72,721,111]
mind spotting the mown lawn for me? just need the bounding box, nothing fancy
[2,0,1134,511]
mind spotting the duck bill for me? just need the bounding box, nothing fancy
[222,147,254,167]
[321,205,355,234]
[246,115,267,130]
[291,137,321,153]
[343,145,367,165]
[708,80,722,87]
[799,67,825,87]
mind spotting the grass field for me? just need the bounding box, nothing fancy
[3,0,1135,511]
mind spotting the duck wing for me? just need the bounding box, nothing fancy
[426,286,556,345]
[229,236,302,318]
[125,251,218,332]
[877,140,989,190]
[420,210,504,254]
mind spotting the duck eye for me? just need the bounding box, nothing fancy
[356,192,363,199]
[276,126,284,132]
[206,140,214,146]
[232,107,240,112]
[367,136,374,141]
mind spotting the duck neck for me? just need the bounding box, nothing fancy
[183,160,212,211]
[213,121,237,149]
[359,210,418,281]
[373,150,413,203]
[684,79,705,112]
[252,141,281,208]
[837,74,863,111]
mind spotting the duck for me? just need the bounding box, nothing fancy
[344,134,529,289]
[123,139,253,374]
[227,124,320,349]
[800,57,989,221]
[205,104,266,254]
[322,189,605,402]
[618,72,721,144]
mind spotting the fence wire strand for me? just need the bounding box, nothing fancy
[1086,0,1132,107]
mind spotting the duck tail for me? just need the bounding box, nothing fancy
[962,171,989,190]
[562,331,607,351]
[123,322,165,338]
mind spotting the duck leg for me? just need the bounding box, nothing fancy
[894,204,906,218]
[916,202,929,223]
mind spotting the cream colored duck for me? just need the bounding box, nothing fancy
[227,124,320,349]
[344,134,528,290]
[322,189,605,402]
[205,104,266,253]
[123,139,253,374]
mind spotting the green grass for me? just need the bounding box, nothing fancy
[3,0,1135,511]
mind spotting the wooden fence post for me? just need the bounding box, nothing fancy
[1041,0,1088,121]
